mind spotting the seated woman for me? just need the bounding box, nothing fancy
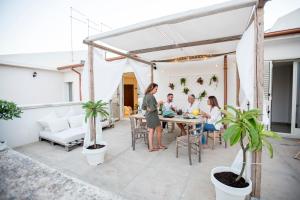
[201,96,222,144]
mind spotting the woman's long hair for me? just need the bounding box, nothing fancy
[145,83,158,95]
[208,96,220,109]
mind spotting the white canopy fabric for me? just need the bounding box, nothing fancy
[236,22,255,109]
[128,59,151,93]
[87,0,256,61]
[82,49,128,102]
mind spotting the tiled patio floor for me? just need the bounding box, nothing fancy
[15,120,300,200]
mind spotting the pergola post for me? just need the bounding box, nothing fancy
[88,45,96,141]
[224,55,228,109]
[251,1,265,199]
[151,64,154,83]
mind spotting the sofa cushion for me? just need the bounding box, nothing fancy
[68,115,84,128]
[47,118,70,132]
[37,111,57,130]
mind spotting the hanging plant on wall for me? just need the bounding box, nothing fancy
[168,83,175,90]
[198,90,207,101]
[209,74,218,87]
[196,77,204,85]
[183,87,190,95]
[180,78,186,86]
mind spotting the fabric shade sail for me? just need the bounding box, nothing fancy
[82,49,151,103]
[236,22,255,109]
[86,0,256,62]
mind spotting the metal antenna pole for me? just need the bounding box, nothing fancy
[70,7,74,62]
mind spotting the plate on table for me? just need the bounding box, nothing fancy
[183,114,197,119]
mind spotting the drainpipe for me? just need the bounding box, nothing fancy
[71,68,82,101]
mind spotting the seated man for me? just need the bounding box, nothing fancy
[162,93,176,130]
[178,94,202,136]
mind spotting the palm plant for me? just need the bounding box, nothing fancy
[219,106,280,182]
[82,100,109,149]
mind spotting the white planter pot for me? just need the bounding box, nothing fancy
[82,141,108,165]
[211,166,252,200]
[0,140,7,151]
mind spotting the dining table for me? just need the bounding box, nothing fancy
[131,113,206,165]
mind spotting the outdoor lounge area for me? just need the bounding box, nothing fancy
[6,120,299,200]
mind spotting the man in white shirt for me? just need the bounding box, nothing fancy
[163,93,176,112]
[162,93,176,129]
[184,94,201,114]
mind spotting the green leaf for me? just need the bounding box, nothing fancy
[223,124,241,142]
[262,139,274,158]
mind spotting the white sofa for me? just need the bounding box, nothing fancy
[39,127,86,151]
[37,109,115,151]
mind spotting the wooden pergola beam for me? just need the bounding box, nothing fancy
[57,63,84,71]
[129,35,241,54]
[83,40,153,66]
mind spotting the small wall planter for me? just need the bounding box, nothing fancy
[183,87,190,95]
[209,74,218,87]
[197,77,204,85]
[180,78,186,86]
[168,83,175,90]
[199,90,207,101]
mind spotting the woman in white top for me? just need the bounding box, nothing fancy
[203,96,222,132]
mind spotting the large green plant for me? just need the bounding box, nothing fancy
[219,106,280,182]
[82,100,109,148]
[0,99,22,120]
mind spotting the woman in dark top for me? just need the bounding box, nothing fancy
[142,83,166,152]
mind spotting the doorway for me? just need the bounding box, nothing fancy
[124,84,134,109]
[122,72,138,117]
[271,62,293,133]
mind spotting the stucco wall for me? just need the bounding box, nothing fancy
[154,56,237,112]
[0,102,83,148]
[0,65,65,105]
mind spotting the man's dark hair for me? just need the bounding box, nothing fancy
[190,94,195,99]
[167,93,173,97]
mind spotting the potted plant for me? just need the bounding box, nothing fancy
[0,99,22,151]
[180,78,186,86]
[168,83,175,90]
[198,90,207,101]
[183,87,189,95]
[209,74,218,86]
[82,100,109,165]
[211,106,280,200]
[197,77,204,85]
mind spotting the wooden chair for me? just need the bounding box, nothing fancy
[129,117,148,150]
[205,127,227,150]
[176,127,203,165]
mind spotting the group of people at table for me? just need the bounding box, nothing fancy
[142,83,222,152]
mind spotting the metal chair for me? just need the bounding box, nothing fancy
[129,117,148,150]
[176,127,203,165]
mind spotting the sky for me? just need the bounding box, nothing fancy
[0,0,299,55]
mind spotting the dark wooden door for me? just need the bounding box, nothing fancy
[124,84,134,109]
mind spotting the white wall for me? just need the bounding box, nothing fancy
[155,56,237,112]
[0,102,83,148]
[0,65,65,105]
[265,35,300,61]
